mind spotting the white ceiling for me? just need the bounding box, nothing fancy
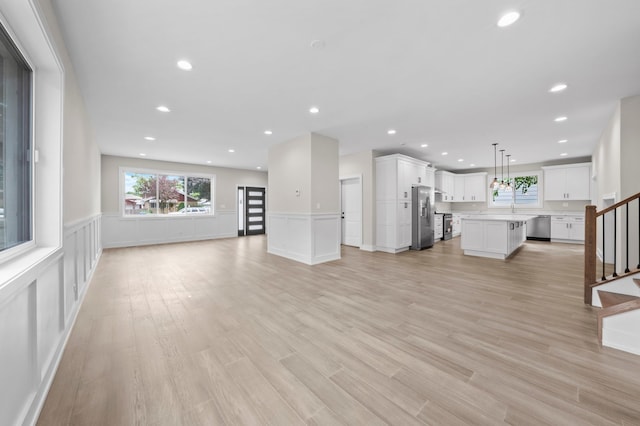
[51,0,640,172]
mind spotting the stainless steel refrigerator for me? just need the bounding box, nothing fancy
[411,185,434,250]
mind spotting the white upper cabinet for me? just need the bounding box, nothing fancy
[462,173,488,202]
[435,171,456,202]
[454,175,465,202]
[543,163,591,201]
[436,171,487,202]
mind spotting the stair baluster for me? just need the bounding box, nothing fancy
[613,208,618,277]
[602,213,606,281]
[625,203,630,273]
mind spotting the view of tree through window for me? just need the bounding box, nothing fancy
[123,171,212,215]
[491,173,541,207]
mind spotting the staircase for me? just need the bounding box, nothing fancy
[595,279,640,354]
[584,192,640,355]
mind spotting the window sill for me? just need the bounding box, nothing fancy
[0,246,62,296]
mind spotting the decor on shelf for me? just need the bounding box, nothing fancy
[490,143,499,189]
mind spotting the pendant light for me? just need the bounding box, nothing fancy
[489,143,499,189]
[505,154,513,192]
[499,149,506,189]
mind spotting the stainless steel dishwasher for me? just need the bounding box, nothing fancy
[526,215,551,241]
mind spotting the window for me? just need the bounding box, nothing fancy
[490,171,542,208]
[122,169,213,216]
[0,23,32,252]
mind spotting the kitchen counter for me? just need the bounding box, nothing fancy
[460,214,539,222]
[460,215,535,259]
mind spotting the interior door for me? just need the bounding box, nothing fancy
[244,187,266,235]
[341,178,362,247]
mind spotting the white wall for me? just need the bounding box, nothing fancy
[267,134,312,213]
[592,104,621,209]
[310,133,340,214]
[620,95,640,270]
[101,155,268,248]
[620,95,640,199]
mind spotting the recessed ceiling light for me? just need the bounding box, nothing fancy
[387,129,397,135]
[144,136,155,141]
[558,139,568,143]
[497,11,521,27]
[156,105,170,112]
[206,160,212,164]
[421,144,428,148]
[510,158,517,162]
[549,83,568,93]
[560,152,568,156]
[309,106,320,114]
[139,153,146,157]
[470,164,476,167]
[458,158,464,162]
[256,166,262,170]
[441,152,448,156]
[264,130,273,135]
[228,149,235,153]
[554,116,568,122]
[177,60,192,70]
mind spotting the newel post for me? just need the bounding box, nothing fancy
[584,205,597,305]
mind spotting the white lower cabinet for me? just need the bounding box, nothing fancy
[551,215,585,242]
[397,200,412,248]
[461,219,526,259]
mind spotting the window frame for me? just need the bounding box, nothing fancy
[0,18,36,263]
[0,0,64,293]
[487,170,543,209]
[119,167,215,217]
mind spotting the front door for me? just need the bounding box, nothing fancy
[238,186,266,236]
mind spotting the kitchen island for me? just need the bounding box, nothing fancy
[460,215,538,259]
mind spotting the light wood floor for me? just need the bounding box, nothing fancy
[38,236,640,425]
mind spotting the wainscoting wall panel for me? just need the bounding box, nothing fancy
[101,211,236,248]
[0,214,102,426]
[267,213,341,265]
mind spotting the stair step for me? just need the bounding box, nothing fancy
[597,290,640,308]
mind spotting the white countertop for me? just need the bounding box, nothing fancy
[461,214,539,222]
